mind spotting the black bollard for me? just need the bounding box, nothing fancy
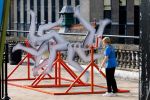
[0,69,1,99]
[2,43,10,100]
[2,60,4,99]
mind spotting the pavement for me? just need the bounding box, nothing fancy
[7,63,139,100]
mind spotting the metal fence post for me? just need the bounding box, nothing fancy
[2,43,10,100]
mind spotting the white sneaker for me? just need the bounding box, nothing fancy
[111,93,117,96]
[102,92,117,97]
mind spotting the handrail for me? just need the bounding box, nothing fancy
[6,29,139,39]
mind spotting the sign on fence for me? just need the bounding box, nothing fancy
[0,0,4,26]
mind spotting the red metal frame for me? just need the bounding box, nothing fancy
[8,43,129,95]
[7,40,35,81]
[9,46,129,95]
[29,52,85,88]
[7,40,51,81]
[64,46,107,94]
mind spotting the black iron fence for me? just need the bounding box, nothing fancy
[140,0,150,100]
[0,43,10,100]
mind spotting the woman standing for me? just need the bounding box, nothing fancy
[100,37,118,96]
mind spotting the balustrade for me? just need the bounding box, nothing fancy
[115,49,141,70]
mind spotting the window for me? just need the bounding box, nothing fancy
[75,0,80,6]
[44,0,48,23]
[67,0,71,5]
[37,0,41,24]
[51,0,56,22]
[104,0,111,34]
[17,0,20,30]
[24,0,27,26]
[30,0,34,10]
[75,0,80,24]
[24,0,27,37]
[134,6,139,44]
[119,1,127,43]
[59,0,63,11]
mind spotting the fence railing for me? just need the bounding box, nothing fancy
[115,49,141,70]
[0,43,10,100]
[65,48,141,70]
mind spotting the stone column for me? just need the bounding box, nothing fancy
[9,0,14,30]
[55,0,60,20]
[14,0,17,37]
[80,0,90,22]
[41,0,45,24]
[34,0,37,23]
[72,0,76,7]
[64,0,67,6]
[80,0,103,22]
[48,0,52,22]
[90,0,103,21]
[111,0,119,42]
[126,0,134,43]
[27,0,30,27]
[20,0,24,35]
[20,0,24,24]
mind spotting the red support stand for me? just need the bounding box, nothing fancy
[29,52,85,88]
[57,46,108,95]
[8,40,130,95]
[11,46,129,95]
[62,46,128,95]
[7,40,52,81]
[7,40,35,81]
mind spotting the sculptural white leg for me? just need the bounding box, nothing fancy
[12,42,48,56]
[74,6,95,34]
[67,44,90,82]
[74,6,95,47]
[29,10,36,36]
[32,58,49,77]
[96,19,111,37]
[43,43,68,74]
[37,18,62,36]
[27,10,37,48]
[33,30,67,44]
[32,55,43,77]
[12,42,49,77]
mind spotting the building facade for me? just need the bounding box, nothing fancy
[9,0,140,44]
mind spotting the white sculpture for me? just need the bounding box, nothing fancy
[66,6,111,82]
[12,7,111,82]
[13,10,65,76]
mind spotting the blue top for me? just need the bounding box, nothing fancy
[104,44,117,68]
